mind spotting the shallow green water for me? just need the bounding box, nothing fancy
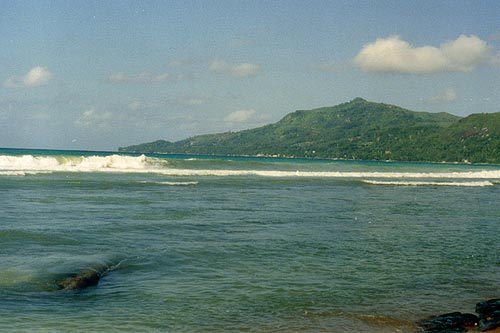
[1,149,499,332]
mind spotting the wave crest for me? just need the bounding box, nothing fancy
[1,154,500,183]
[0,154,157,174]
[137,181,199,186]
[362,180,494,187]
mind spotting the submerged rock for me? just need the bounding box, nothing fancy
[56,269,101,290]
[54,259,126,291]
[417,312,478,332]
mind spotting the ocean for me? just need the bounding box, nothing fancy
[1,148,499,332]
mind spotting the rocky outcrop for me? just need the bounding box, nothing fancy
[417,312,478,332]
[417,299,500,332]
[56,269,101,290]
[54,259,126,291]
[476,299,500,331]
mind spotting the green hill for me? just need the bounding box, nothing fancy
[119,98,500,163]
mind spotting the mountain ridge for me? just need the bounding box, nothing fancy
[119,98,500,164]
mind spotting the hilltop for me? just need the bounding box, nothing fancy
[119,98,500,163]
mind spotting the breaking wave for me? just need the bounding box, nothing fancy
[137,181,199,186]
[362,180,494,187]
[150,169,500,180]
[1,154,500,183]
[0,154,164,174]
[0,170,52,176]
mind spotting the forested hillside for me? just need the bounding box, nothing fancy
[119,98,500,163]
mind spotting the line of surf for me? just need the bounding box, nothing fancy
[2,154,500,180]
[137,181,199,186]
[151,168,500,179]
[0,171,52,176]
[362,180,494,187]
[0,154,164,174]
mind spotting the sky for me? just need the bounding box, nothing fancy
[1,0,500,151]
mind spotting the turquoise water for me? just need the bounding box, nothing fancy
[1,148,500,332]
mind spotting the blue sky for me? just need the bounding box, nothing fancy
[1,0,500,150]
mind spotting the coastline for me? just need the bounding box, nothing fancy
[3,146,500,166]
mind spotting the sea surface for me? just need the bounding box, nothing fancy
[1,148,499,332]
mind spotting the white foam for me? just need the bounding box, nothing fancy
[0,170,28,176]
[0,170,52,176]
[1,154,500,181]
[151,168,500,180]
[0,154,159,173]
[362,180,494,187]
[0,270,34,286]
[138,181,199,186]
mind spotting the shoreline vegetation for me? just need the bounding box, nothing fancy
[119,98,500,164]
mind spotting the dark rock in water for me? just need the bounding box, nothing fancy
[417,312,478,332]
[476,299,500,331]
[476,301,500,332]
[55,260,124,291]
[478,317,500,332]
[56,270,100,290]
[476,299,500,318]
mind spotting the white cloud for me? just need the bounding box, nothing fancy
[230,63,261,77]
[153,73,170,82]
[209,60,261,77]
[224,109,256,123]
[427,88,458,103]
[75,108,114,128]
[3,66,53,88]
[127,95,207,112]
[24,66,53,87]
[353,35,491,74]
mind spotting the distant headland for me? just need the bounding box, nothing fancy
[119,98,500,164]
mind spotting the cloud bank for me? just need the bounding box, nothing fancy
[4,66,53,88]
[353,35,491,74]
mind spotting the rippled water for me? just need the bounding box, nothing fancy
[1,148,499,332]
